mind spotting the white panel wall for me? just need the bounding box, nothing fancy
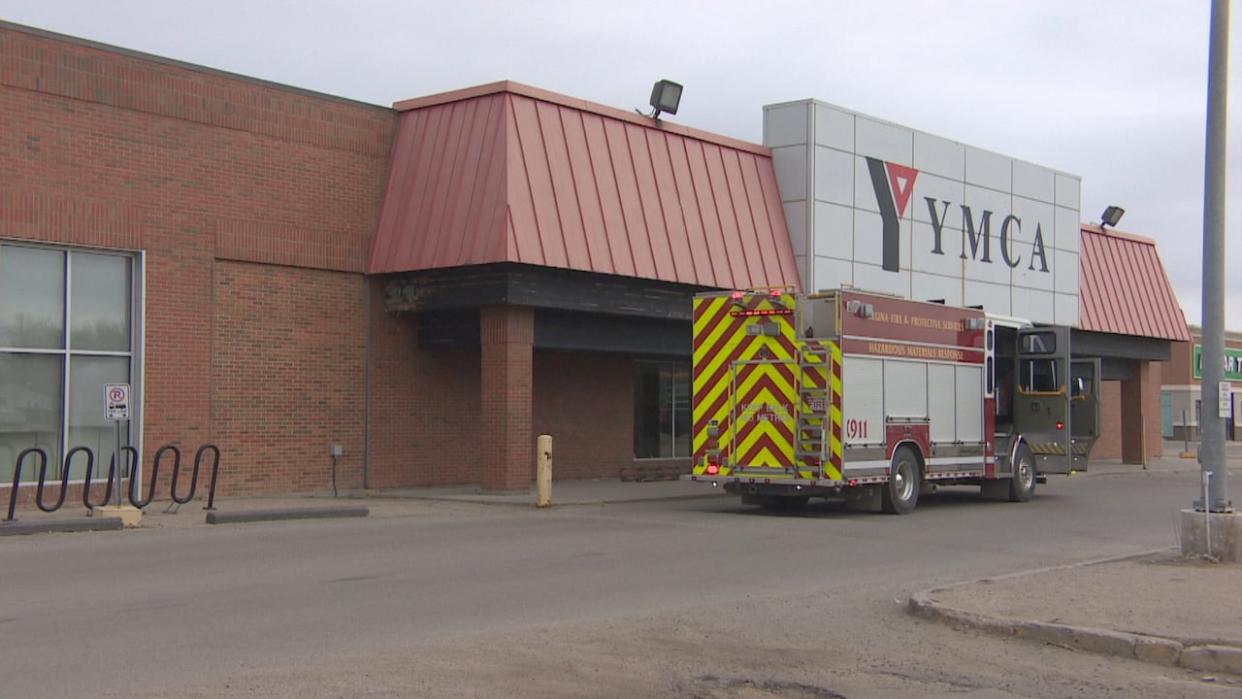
[928,364,957,442]
[763,99,1081,325]
[843,357,884,446]
[884,360,927,419]
[954,366,984,442]
[764,102,808,148]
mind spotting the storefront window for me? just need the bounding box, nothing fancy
[0,244,137,483]
[634,363,690,459]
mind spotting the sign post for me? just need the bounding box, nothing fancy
[104,383,131,507]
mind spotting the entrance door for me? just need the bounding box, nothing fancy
[1069,359,1101,471]
[1014,326,1073,474]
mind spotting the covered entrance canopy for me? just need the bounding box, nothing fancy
[368,81,798,490]
[1073,224,1190,463]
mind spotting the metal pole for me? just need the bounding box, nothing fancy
[1199,0,1232,513]
[535,434,553,508]
[1183,409,1190,454]
[114,420,123,507]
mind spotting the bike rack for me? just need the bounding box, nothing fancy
[129,444,174,509]
[6,447,47,521]
[81,447,116,510]
[200,444,222,511]
[5,442,222,522]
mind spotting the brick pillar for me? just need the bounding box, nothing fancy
[1121,360,1161,464]
[479,305,534,492]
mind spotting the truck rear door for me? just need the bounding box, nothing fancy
[1069,358,1101,471]
[1014,326,1073,474]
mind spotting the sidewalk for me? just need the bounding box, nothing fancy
[909,550,1242,676]
[369,477,723,506]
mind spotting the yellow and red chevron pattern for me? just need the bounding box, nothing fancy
[795,340,844,481]
[691,292,801,479]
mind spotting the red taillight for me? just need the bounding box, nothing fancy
[1056,421,1064,430]
[730,290,744,300]
[769,288,782,297]
[706,464,720,475]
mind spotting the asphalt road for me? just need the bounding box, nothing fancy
[1,469,1237,698]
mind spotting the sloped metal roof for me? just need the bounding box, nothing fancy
[368,81,800,291]
[1078,224,1190,341]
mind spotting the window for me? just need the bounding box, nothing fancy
[0,244,139,483]
[1021,358,1058,393]
[1020,331,1057,354]
[634,363,690,459]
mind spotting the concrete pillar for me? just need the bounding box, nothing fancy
[1121,360,1162,464]
[479,305,534,492]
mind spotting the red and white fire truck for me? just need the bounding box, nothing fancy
[688,288,1101,513]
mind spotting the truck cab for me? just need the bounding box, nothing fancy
[989,319,1101,480]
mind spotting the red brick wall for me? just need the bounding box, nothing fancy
[366,282,481,489]
[533,352,689,480]
[1095,361,1163,462]
[0,23,689,505]
[0,24,395,500]
[209,262,367,495]
[479,305,534,491]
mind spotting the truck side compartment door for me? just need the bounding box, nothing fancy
[1013,326,1073,474]
[1069,358,1102,471]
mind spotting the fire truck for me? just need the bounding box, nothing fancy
[688,288,1101,514]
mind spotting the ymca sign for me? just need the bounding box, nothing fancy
[764,99,1081,325]
[865,157,1051,274]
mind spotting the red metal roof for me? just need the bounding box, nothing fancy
[1078,224,1190,341]
[368,81,800,291]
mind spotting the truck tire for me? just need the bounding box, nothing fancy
[881,446,920,514]
[1008,443,1036,502]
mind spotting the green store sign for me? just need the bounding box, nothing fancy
[1193,344,1242,381]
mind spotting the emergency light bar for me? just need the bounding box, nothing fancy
[730,309,793,317]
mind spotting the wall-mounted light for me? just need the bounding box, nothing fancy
[638,79,682,120]
[1101,205,1125,228]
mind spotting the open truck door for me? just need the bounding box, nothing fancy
[1014,326,1073,474]
[1069,358,1101,471]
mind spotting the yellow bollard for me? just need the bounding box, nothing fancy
[536,434,553,507]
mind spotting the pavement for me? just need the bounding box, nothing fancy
[906,445,1242,676]
[4,452,1242,697]
[5,447,1242,689]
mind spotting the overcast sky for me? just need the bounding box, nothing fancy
[3,0,1239,328]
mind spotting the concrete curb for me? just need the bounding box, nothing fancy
[907,548,1242,675]
[205,506,370,525]
[366,491,728,508]
[0,517,124,536]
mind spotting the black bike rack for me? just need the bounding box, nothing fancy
[5,442,222,522]
[6,447,47,521]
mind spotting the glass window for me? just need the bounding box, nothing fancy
[0,246,65,349]
[1020,331,1057,354]
[0,243,137,484]
[1022,358,1058,393]
[68,356,131,480]
[0,353,64,482]
[71,253,132,351]
[634,363,690,459]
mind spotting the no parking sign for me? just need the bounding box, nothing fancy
[105,383,131,421]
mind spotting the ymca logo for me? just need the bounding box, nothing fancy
[864,157,919,272]
[864,156,1050,274]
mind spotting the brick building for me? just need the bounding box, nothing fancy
[1161,326,1242,442]
[0,22,1191,507]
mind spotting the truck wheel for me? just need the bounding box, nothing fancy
[881,446,920,514]
[1008,444,1036,502]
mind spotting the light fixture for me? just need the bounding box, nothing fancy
[639,79,682,120]
[1101,205,1125,228]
